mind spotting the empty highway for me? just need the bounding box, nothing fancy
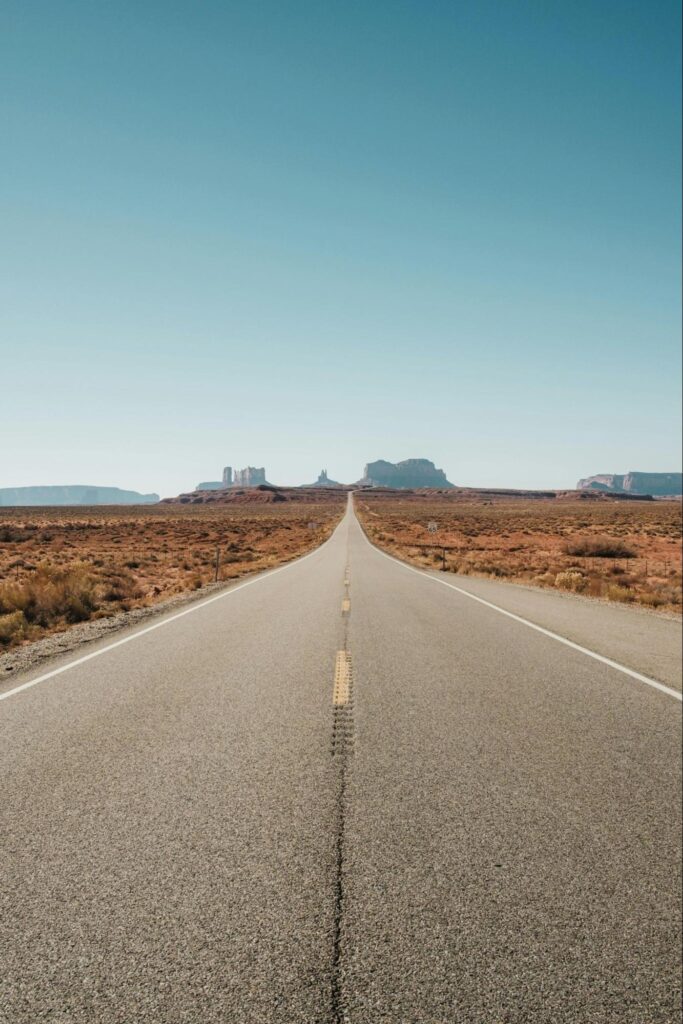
[1,495,680,1023]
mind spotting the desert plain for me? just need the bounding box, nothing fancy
[356,490,682,613]
[0,488,346,650]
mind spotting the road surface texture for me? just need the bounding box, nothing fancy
[1,496,680,1023]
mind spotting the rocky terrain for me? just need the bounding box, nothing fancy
[0,485,159,506]
[577,471,682,496]
[162,485,347,505]
[359,458,453,488]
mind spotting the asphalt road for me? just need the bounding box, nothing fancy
[1,496,680,1023]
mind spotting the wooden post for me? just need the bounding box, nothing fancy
[442,547,446,571]
[214,546,220,582]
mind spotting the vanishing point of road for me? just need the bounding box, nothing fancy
[1,495,681,1023]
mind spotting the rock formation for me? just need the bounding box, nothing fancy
[233,466,267,486]
[577,474,626,492]
[577,472,682,497]
[0,486,159,506]
[196,465,268,490]
[358,458,454,489]
[301,469,344,488]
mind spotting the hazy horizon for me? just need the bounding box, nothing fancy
[2,457,683,500]
[2,1,681,498]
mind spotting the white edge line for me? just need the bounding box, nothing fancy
[0,525,340,704]
[358,520,682,704]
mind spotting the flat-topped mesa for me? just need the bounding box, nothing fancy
[577,472,682,497]
[195,481,224,491]
[0,485,159,506]
[359,458,454,489]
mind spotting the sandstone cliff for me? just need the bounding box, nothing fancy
[577,472,682,496]
[359,459,454,489]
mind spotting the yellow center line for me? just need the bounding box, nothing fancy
[341,597,351,613]
[333,651,351,706]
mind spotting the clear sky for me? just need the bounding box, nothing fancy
[2,0,681,496]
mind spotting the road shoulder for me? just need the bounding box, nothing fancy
[360,526,682,692]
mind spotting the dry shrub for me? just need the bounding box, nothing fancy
[0,562,99,629]
[585,578,607,598]
[555,571,586,592]
[563,536,635,558]
[0,498,346,649]
[102,569,143,603]
[0,610,26,645]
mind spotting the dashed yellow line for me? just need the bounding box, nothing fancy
[333,651,351,706]
[341,597,350,613]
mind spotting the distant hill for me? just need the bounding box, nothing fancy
[358,458,454,489]
[0,485,159,506]
[358,486,651,503]
[577,472,682,497]
[162,485,347,505]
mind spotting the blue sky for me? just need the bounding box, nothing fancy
[1,0,680,495]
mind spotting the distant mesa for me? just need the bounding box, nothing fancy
[358,458,454,489]
[301,469,344,488]
[0,485,159,506]
[577,472,682,497]
[193,459,455,492]
[196,465,270,491]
